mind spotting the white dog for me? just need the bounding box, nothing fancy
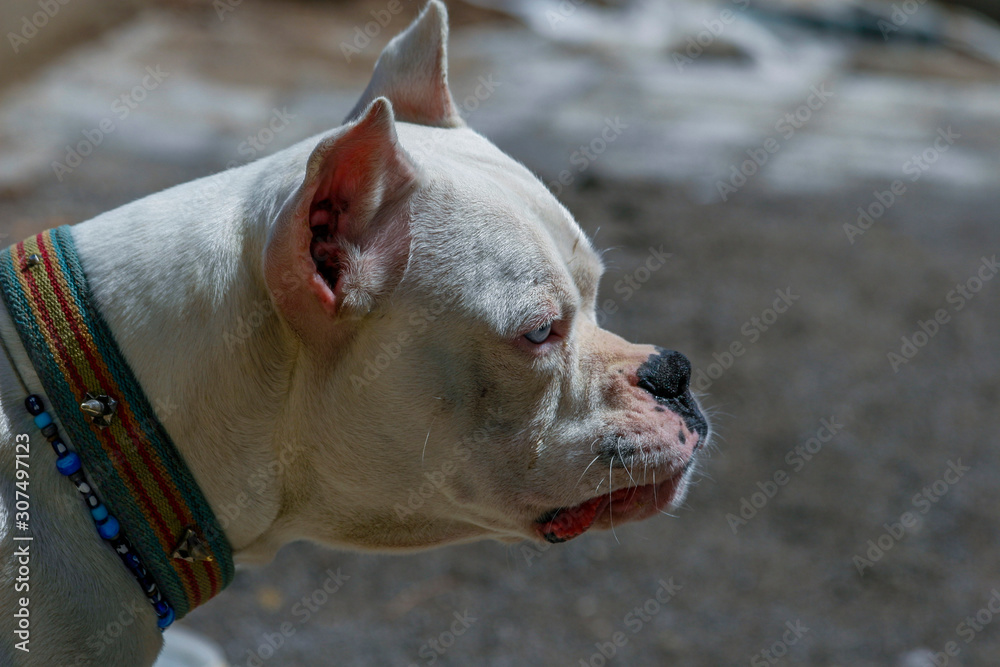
[0,2,708,664]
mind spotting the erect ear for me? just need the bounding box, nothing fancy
[345,0,463,128]
[265,97,416,345]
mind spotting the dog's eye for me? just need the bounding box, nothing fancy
[524,323,553,344]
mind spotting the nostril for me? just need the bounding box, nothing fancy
[636,349,692,400]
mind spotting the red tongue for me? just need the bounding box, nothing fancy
[538,487,636,543]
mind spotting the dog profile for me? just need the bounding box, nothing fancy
[0,2,708,664]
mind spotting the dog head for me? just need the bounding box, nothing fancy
[263,1,709,550]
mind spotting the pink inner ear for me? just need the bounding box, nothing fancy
[305,137,386,297]
[308,187,343,296]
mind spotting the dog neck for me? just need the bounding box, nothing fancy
[69,142,321,564]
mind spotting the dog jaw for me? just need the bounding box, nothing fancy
[535,468,695,543]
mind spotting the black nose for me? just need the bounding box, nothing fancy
[637,347,692,400]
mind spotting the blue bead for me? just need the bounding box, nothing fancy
[34,412,52,429]
[55,452,81,476]
[97,516,120,540]
[156,607,175,629]
[139,575,156,593]
[153,600,169,616]
[91,504,108,521]
[24,395,44,416]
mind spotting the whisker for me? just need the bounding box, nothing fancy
[540,442,610,530]
[421,428,431,463]
[574,455,602,489]
[609,457,619,544]
[558,438,603,502]
[618,436,638,488]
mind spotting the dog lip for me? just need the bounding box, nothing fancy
[536,494,609,544]
[534,464,690,544]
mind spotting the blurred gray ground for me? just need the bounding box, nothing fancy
[2,0,1000,665]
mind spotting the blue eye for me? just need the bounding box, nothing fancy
[525,323,552,344]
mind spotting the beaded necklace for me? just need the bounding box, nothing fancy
[0,227,234,628]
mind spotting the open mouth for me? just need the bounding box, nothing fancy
[534,467,691,544]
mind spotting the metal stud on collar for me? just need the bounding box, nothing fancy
[23,254,41,270]
[80,392,118,427]
[172,527,214,563]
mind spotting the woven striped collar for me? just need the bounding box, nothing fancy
[0,226,234,620]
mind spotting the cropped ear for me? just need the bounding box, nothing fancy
[345,0,463,128]
[266,97,416,346]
